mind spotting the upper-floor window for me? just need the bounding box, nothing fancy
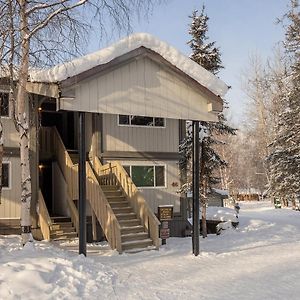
[118,115,165,127]
[0,92,9,117]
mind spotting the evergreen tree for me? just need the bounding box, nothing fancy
[180,6,236,237]
[268,0,300,203]
[188,6,223,74]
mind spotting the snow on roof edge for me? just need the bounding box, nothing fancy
[29,33,229,97]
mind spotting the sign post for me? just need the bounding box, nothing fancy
[158,205,173,245]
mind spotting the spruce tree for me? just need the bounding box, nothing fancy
[188,7,223,74]
[181,6,236,237]
[268,0,300,203]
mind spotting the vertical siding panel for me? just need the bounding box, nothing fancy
[2,118,18,148]
[89,79,98,112]
[102,114,107,152]
[62,54,214,122]
[103,114,179,153]
[0,158,21,219]
[144,58,152,118]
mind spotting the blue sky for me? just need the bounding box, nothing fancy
[91,0,291,125]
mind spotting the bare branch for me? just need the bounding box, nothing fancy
[27,0,88,39]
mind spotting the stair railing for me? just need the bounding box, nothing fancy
[40,127,79,233]
[38,189,51,241]
[40,126,122,251]
[95,157,161,248]
[86,162,122,252]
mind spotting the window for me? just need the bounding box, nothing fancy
[1,162,10,189]
[118,115,165,127]
[124,165,166,188]
[0,92,9,117]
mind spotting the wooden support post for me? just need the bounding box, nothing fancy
[78,112,87,256]
[192,121,200,256]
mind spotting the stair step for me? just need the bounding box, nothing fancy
[125,245,158,254]
[100,185,120,190]
[103,190,123,197]
[121,225,145,234]
[50,222,74,230]
[51,227,75,234]
[50,232,78,240]
[115,212,137,220]
[110,201,130,208]
[112,207,133,214]
[122,239,153,251]
[119,219,141,226]
[121,232,149,242]
[51,216,71,223]
[106,196,127,202]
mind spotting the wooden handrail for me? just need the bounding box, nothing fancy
[95,157,161,248]
[38,189,51,241]
[40,127,122,252]
[40,127,79,233]
[86,162,122,252]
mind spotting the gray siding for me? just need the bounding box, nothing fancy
[103,114,179,153]
[61,56,216,122]
[2,118,19,148]
[0,157,21,219]
[116,160,181,213]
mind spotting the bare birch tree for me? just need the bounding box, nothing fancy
[239,50,289,193]
[0,0,162,245]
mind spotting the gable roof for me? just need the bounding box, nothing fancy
[29,33,229,98]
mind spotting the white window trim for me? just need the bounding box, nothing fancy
[124,164,167,189]
[0,90,11,119]
[117,115,166,129]
[2,161,11,190]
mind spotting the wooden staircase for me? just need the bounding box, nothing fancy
[50,216,78,241]
[39,126,161,253]
[101,185,154,251]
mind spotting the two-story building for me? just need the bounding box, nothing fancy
[0,33,228,252]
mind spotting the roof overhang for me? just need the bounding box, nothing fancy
[26,82,59,98]
[28,33,228,120]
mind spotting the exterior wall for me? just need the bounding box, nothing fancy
[113,159,181,213]
[101,110,182,213]
[102,114,179,153]
[60,56,215,122]
[0,85,19,148]
[52,162,70,217]
[2,117,19,148]
[0,157,21,219]
[0,85,22,219]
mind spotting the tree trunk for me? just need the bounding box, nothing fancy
[17,0,32,245]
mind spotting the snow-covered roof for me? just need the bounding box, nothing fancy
[212,188,229,196]
[29,33,229,97]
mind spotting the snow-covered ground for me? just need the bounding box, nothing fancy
[1,201,300,300]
